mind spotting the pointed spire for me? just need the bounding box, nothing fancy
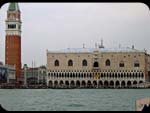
[98,38,104,48]
[83,43,85,48]
[95,43,98,48]
[8,3,20,11]
[132,45,134,49]
[101,39,103,47]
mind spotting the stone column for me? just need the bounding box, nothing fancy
[24,67,27,86]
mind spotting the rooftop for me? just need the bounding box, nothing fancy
[47,47,145,53]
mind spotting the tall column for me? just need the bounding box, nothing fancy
[24,67,27,86]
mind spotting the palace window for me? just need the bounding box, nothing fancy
[82,59,87,66]
[105,59,111,66]
[54,60,59,66]
[119,61,124,67]
[93,61,99,67]
[68,60,73,66]
[134,61,140,67]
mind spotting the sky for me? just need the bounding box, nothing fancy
[0,3,150,67]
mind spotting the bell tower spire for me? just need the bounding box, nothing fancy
[5,2,22,84]
[8,2,20,11]
[6,3,21,36]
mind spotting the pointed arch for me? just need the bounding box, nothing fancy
[82,59,87,66]
[121,81,126,88]
[76,80,80,88]
[127,81,132,88]
[105,59,111,66]
[68,59,73,66]
[65,81,69,87]
[49,81,53,87]
[93,61,99,67]
[119,61,124,67]
[98,81,103,88]
[110,81,114,88]
[115,81,120,88]
[54,60,59,66]
[134,60,140,67]
[81,81,86,87]
[70,81,75,88]
[87,80,92,88]
[93,80,97,88]
[104,81,109,88]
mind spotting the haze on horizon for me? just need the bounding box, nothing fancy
[0,3,150,67]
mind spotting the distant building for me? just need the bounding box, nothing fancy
[46,44,150,88]
[21,65,46,86]
[147,54,150,81]
[0,61,3,65]
[0,63,16,84]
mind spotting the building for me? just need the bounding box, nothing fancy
[0,62,3,65]
[0,64,7,84]
[147,54,150,81]
[46,43,150,88]
[5,3,22,84]
[0,63,16,85]
[21,65,47,86]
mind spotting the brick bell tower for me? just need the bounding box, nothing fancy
[5,3,22,84]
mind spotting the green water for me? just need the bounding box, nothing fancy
[0,89,150,111]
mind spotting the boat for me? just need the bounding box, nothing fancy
[136,97,150,111]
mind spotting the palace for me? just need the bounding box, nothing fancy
[46,43,150,88]
[3,3,150,88]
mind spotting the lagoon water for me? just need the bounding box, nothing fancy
[0,89,150,111]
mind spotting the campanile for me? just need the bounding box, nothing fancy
[5,3,22,83]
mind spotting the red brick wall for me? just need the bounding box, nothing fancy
[5,35,21,82]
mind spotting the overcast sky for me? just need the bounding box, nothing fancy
[0,3,150,67]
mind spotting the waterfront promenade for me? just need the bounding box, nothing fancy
[0,82,150,89]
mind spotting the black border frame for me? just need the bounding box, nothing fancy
[0,0,149,9]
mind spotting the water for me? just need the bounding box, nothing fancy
[0,89,150,111]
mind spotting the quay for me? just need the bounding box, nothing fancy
[0,81,150,89]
